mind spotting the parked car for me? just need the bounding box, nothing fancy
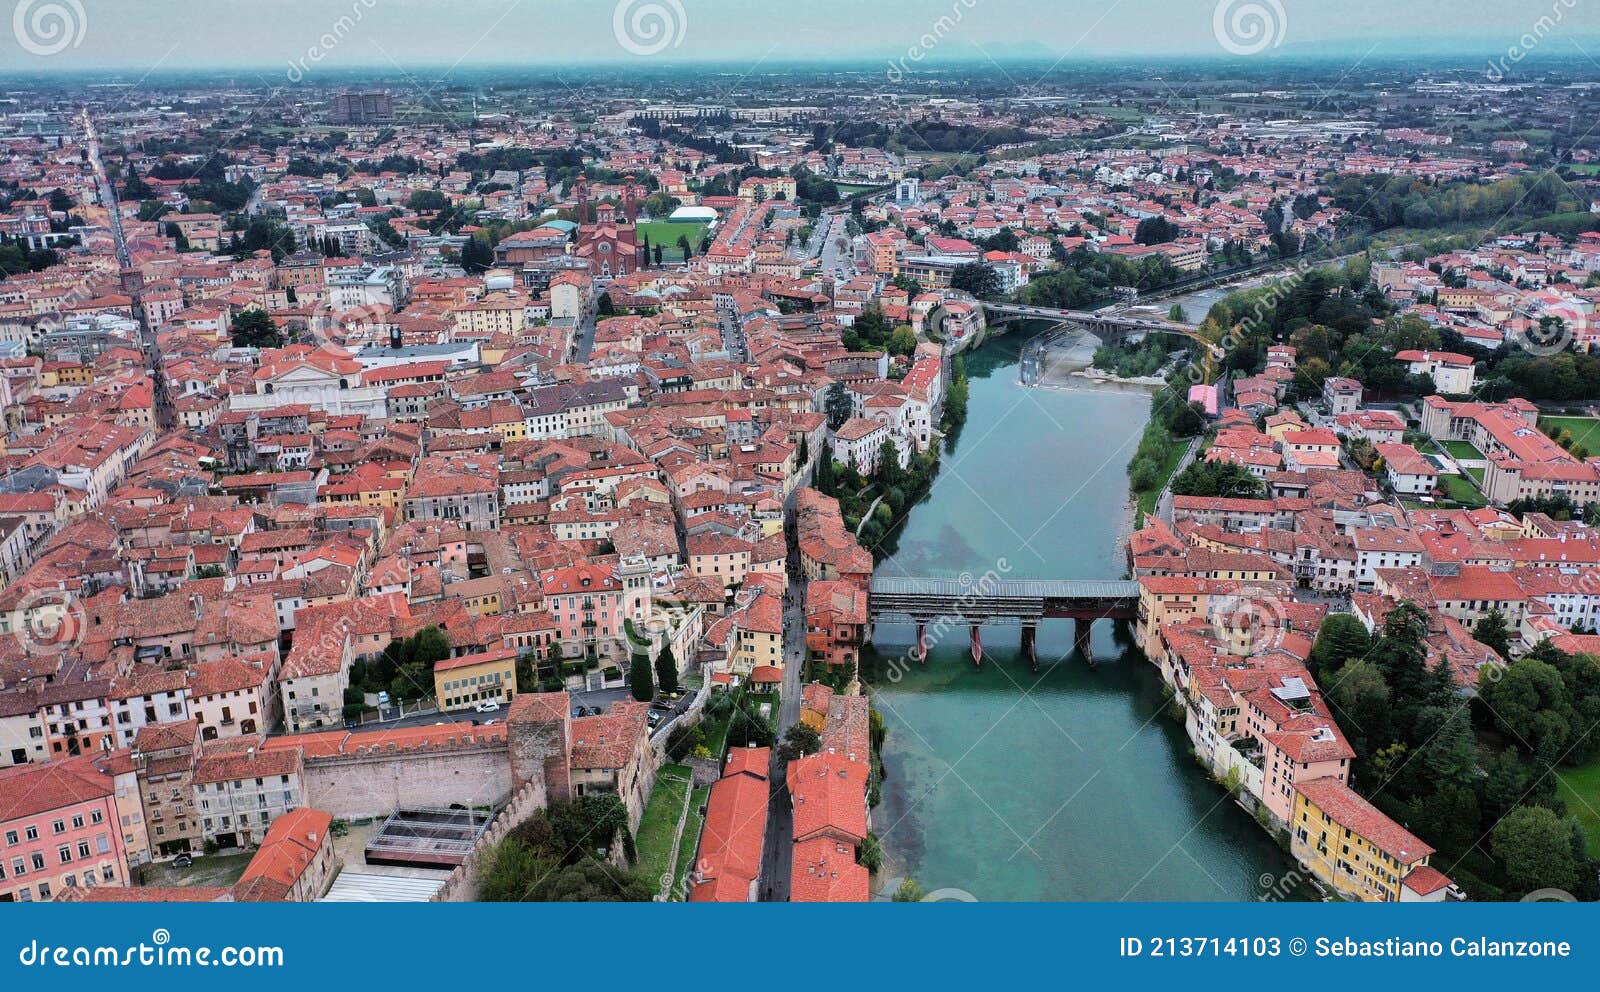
[172,854,193,868]
[474,701,501,713]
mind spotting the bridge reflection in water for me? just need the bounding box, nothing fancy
[867,576,1139,668]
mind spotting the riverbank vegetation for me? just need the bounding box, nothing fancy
[1308,608,1600,900]
[814,354,971,555]
[1092,336,1175,379]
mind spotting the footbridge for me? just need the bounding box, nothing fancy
[867,576,1140,668]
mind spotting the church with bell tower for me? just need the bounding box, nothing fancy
[572,176,646,280]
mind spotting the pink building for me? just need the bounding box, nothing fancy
[542,561,626,656]
[0,756,129,902]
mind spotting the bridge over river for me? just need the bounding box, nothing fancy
[868,576,1139,667]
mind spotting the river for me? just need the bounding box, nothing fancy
[863,334,1302,902]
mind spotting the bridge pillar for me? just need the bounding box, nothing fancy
[1021,622,1038,671]
[1074,619,1094,667]
[914,621,928,665]
[969,624,983,668]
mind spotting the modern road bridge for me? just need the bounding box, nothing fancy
[868,576,1140,667]
[982,302,1223,357]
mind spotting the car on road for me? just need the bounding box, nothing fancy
[172,854,193,868]
[474,701,501,713]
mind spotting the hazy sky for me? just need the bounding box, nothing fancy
[6,0,1600,72]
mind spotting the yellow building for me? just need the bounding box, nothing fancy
[1290,778,1449,902]
[433,647,518,711]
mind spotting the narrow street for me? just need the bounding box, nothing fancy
[758,499,810,901]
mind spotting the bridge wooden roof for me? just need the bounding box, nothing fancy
[868,576,1139,600]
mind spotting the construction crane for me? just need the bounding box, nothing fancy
[80,106,175,432]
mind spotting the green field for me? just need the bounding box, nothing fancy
[1137,437,1192,518]
[1557,759,1600,859]
[634,764,693,889]
[832,182,881,197]
[635,220,712,260]
[670,784,711,900]
[1440,474,1487,508]
[1440,439,1483,461]
[1537,416,1600,454]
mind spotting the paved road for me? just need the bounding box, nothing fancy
[818,212,852,279]
[571,310,598,363]
[1156,436,1202,524]
[759,576,808,902]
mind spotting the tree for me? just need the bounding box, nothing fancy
[230,309,281,349]
[654,644,679,695]
[825,381,853,431]
[460,235,494,273]
[406,189,449,212]
[857,832,883,872]
[628,652,655,702]
[1134,216,1181,245]
[1325,659,1391,761]
[1163,400,1207,439]
[893,878,925,902]
[778,722,822,762]
[888,324,918,356]
[676,233,692,260]
[1477,657,1574,763]
[1168,303,1187,323]
[1490,806,1584,896]
[120,166,155,201]
[1371,601,1431,704]
[1473,609,1511,659]
[1310,614,1374,677]
[389,625,450,702]
[950,261,1002,299]
[596,292,616,316]
[1169,460,1264,500]
[515,650,539,694]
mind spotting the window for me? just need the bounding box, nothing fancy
[101,864,115,882]
[30,853,45,871]
[89,809,102,825]
[70,815,84,829]
[3,831,15,846]
[58,846,72,864]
